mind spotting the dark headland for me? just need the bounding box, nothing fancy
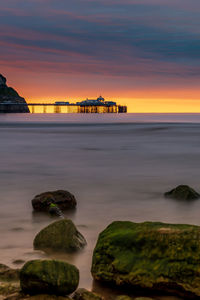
[0,74,29,113]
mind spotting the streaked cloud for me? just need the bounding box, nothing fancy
[0,0,200,111]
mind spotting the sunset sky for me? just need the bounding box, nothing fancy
[1,0,200,112]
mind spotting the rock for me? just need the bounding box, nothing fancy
[0,264,19,281]
[4,292,22,300]
[116,297,153,300]
[134,298,154,300]
[164,185,200,200]
[0,282,20,296]
[91,221,200,298]
[0,74,29,113]
[31,190,77,212]
[20,259,79,296]
[115,296,132,300]
[27,295,71,300]
[4,293,71,300]
[12,260,25,266]
[34,219,86,253]
[73,288,103,300]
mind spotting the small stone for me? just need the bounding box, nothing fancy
[12,260,25,266]
[116,296,132,300]
[73,288,103,300]
[0,264,19,281]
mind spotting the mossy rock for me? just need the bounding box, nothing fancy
[34,219,86,253]
[164,185,200,200]
[20,259,79,295]
[115,296,132,300]
[32,190,77,212]
[73,288,103,300]
[0,264,19,281]
[91,221,200,298]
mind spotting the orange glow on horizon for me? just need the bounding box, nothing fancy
[26,97,200,113]
[4,72,200,113]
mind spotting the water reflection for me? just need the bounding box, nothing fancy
[28,105,118,113]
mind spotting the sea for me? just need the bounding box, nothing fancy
[1,113,200,300]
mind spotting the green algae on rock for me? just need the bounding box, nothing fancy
[0,264,19,281]
[91,221,200,298]
[73,288,103,300]
[20,260,79,296]
[32,190,77,212]
[34,219,86,253]
[164,185,200,200]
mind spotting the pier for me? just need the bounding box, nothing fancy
[0,96,127,113]
[27,103,127,114]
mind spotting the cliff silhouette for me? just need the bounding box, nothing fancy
[0,74,29,113]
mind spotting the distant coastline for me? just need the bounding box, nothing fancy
[0,74,127,113]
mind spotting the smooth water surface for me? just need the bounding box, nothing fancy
[1,113,200,300]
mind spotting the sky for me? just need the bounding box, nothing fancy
[1,0,200,112]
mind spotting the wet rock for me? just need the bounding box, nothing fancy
[20,259,79,296]
[32,190,77,212]
[27,295,71,300]
[4,293,71,300]
[34,219,86,253]
[12,260,25,266]
[164,185,200,200]
[115,297,132,300]
[134,298,154,300]
[0,282,20,296]
[0,264,19,281]
[73,288,103,300]
[91,221,200,298]
[4,292,22,300]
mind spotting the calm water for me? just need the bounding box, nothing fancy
[1,113,200,300]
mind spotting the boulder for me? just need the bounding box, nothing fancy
[32,190,77,212]
[34,219,86,253]
[91,221,200,298]
[164,185,200,200]
[73,288,103,300]
[0,264,19,281]
[20,259,79,295]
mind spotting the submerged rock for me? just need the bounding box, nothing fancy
[164,185,200,200]
[0,264,19,281]
[73,288,103,300]
[32,190,77,212]
[34,219,86,253]
[0,74,29,113]
[91,221,200,298]
[20,259,79,295]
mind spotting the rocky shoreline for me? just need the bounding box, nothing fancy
[1,186,200,300]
